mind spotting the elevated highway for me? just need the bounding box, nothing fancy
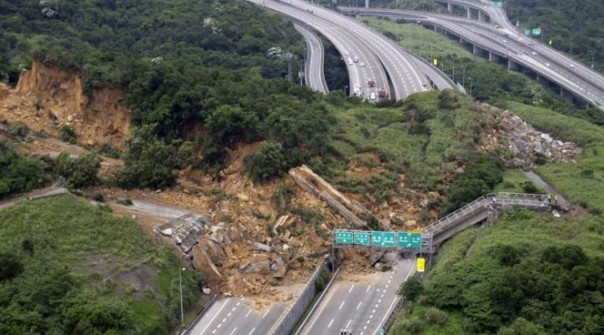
[339,6,604,107]
[294,23,329,93]
[250,0,389,99]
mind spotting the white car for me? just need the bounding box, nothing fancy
[545,63,551,67]
[353,56,359,63]
[531,51,537,55]
[359,62,365,67]
[570,64,575,68]
[370,92,376,101]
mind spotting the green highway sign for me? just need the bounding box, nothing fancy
[336,231,353,245]
[397,232,422,249]
[334,230,422,249]
[397,232,413,247]
[373,231,396,247]
[354,232,371,246]
[411,233,422,249]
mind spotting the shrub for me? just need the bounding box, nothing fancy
[59,125,77,144]
[54,152,101,188]
[521,181,539,194]
[403,318,424,334]
[244,141,287,182]
[0,253,23,281]
[115,126,179,189]
[0,141,51,197]
[424,307,448,325]
[399,276,424,302]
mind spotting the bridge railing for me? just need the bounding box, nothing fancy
[423,192,550,238]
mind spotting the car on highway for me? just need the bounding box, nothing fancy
[370,92,376,101]
[570,64,575,68]
[353,56,359,63]
[532,51,537,55]
[545,62,551,67]
[359,62,365,67]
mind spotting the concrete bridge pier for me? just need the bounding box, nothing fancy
[365,0,369,9]
[489,52,500,62]
[447,2,453,12]
[466,7,471,19]
[508,60,519,70]
[473,45,483,56]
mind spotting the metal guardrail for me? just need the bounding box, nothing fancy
[423,192,551,242]
[182,294,219,335]
[293,264,342,335]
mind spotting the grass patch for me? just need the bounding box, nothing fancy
[0,194,204,334]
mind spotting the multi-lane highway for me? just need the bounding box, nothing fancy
[295,23,329,93]
[298,256,415,335]
[340,6,604,106]
[287,0,438,99]
[250,0,389,99]
[187,297,288,335]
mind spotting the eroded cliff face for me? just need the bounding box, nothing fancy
[1,60,130,148]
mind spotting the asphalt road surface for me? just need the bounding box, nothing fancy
[298,256,416,335]
[187,297,288,335]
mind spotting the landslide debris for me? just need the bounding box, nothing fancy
[0,63,584,309]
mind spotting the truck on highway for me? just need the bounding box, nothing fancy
[353,84,362,96]
[378,88,388,99]
[347,57,353,66]
[367,78,375,87]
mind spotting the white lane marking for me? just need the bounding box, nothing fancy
[328,318,334,328]
[248,327,256,335]
[245,310,252,318]
[227,313,231,317]
[301,282,340,333]
[366,285,371,293]
[200,300,228,335]
[357,302,362,310]
[217,324,222,329]
[349,284,355,293]
[228,327,238,335]
[262,310,269,319]
[222,318,226,322]
[212,330,216,334]
[339,300,346,310]
[237,301,240,306]
[346,319,352,328]
[232,307,236,311]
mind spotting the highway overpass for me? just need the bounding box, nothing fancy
[339,6,604,107]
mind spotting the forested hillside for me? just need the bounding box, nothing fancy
[391,106,604,335]
[0,0,303,85]
[507,0,604,73]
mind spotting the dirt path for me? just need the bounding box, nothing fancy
[522,170,571,210]
[0,185,68,210]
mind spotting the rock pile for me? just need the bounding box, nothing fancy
[495,110,581,168]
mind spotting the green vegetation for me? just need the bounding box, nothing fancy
[392,104,604,335]
[0,141,51,198]
[506,0,604,73]
[0,195,204,334]
[392,209,604,335]
[315,90,496,213]
[53,151,101,188]
[0,0,303,86]
[443,153,503,213]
